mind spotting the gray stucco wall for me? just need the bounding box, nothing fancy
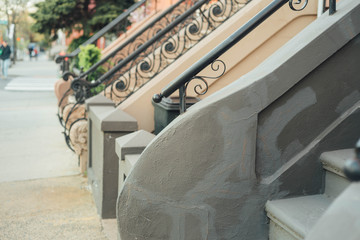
[257,33,360,195]
[117,0,360,239]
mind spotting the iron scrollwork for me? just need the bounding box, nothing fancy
[59,0,251,151]
[104,0,251,105]
[189,59,226,95]
[289,0,308,11]
[71,79,92,104]
[176,59,226,112]
[67,0,197,106]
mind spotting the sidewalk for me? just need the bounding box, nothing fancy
[0,55,111,239]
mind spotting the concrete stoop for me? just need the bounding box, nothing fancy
[90,130,155,240]
[265,149,353,240]
[86,96,138,219]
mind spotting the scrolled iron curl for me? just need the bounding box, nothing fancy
[289,0,308,11]
[188,23,200,35]
[113,75,131,92]
[208,0,227,19]
[62,71,77,81]
[164,40,176,52]
[71,79,92,103]
[108,73,132,95]
[184,18,208,42]
[185,76,209,95]
[108,74,137,102]
[161,34,186,61]
[197,59,226,80]
[137,53,161,77]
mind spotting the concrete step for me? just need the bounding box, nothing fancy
[119,153,142,190]
[266,194,332,240]
[266,149,354,240]
[320,149,353,198]
[116,130,155,192]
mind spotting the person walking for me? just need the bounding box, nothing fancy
[0,40,11,79]
[0,42,2,77]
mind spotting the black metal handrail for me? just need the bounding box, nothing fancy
[58,0,196,151]
[58,0,194,128]
[80,0,209,86]
[63,0,189,81]
[71,0,251,105]
[55,0,147,69]
[61,0,251,151]
[344,139,360,181]
[152,0,315,112]
[153,0,338,113]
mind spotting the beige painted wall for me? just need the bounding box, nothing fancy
[118,0,318,132]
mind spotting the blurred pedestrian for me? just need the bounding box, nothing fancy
[0,42,3,78]
[34,48,38,60]
[28,45,34,61]
[0,40,11,79]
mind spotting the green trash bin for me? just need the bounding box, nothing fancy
[152,96,199,134]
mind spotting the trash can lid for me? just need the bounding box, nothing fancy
[152,96,199,110]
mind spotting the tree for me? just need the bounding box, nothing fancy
[0,0,29,62]
[30,0,135,41]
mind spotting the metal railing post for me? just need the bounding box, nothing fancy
[179,85,186,113]
[344,139,360,181]
[329,0,336,15]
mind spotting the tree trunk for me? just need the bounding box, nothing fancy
[12,23,17,64]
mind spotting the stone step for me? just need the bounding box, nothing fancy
[266,194,332,240]
[116,130,155,192]
[320,149,353,198]
[120,153,142,188]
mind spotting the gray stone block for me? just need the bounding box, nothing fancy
[116,130,156,161]
[87,105,138,219]
[85,94,115,111]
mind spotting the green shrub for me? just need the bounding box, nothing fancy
[78,44,106,94]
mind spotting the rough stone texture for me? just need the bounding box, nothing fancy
[70,119,88,155]
[69,119,89,174]
[116,1,360,239]
[88,106,138,219]
[0,176,107,240]
[54,77,72,108]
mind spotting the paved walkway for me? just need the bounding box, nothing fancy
[0,54,111,239]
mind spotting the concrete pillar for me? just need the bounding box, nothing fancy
[86,95,138,218]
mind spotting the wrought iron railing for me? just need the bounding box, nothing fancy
[55,0,148,73]
[57,0,199,151]
[62,0,194,84]
[153,0,336,113]
[344,139,360,181]
[70,0,252,106]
